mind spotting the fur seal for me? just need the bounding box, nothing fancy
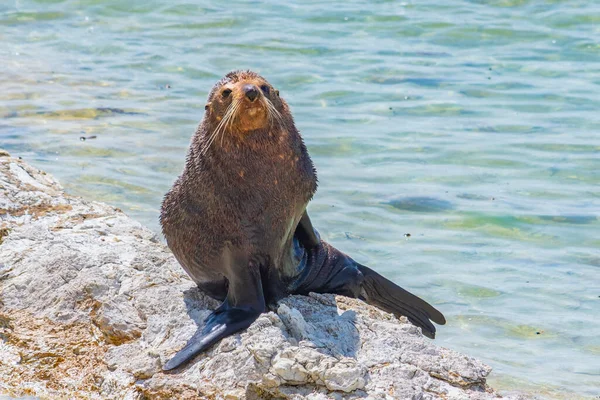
[160,70,445,371]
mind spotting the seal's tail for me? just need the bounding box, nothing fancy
[357,264,446,339]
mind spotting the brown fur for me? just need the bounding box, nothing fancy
[160,72,444,372]
[160,70,317,296]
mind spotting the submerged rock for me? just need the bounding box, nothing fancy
[0,150,525,399]
[388,196,454,213]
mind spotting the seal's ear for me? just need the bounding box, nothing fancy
[275,90,279,97]
[205,102,211,111]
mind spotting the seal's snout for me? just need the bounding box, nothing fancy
[243,84,259,102]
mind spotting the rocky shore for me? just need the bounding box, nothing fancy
[0,149,525,399]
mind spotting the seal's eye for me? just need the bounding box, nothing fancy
[275,90,279,96]
[260,85,270,95]
[222,89,232,98]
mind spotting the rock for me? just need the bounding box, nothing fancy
[0,150,527,399]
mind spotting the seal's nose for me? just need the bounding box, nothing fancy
[243,84,259,102]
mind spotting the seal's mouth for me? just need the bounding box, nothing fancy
[225,83,282,133]
[202,83,284,154]
[236,101,268,131]
[246,107,261,117]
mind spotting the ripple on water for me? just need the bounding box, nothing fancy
[1,0,600,398]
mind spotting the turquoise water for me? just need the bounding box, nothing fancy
[1,0,599,398]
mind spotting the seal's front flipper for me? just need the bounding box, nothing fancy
[162,304,261,371]
[357,264,446,339]
[163,258,265,371]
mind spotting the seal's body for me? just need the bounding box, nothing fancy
[160,70,445,370]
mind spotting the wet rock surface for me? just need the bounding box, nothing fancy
[0,150,526,399]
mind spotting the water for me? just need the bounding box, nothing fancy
[1,0,599,398]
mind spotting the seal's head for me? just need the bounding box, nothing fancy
[204,70,285,144]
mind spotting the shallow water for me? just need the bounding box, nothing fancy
[1,0,599,398]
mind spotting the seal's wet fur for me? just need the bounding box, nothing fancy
[160,70,445,370]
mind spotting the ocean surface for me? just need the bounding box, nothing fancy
[1,0,599,398]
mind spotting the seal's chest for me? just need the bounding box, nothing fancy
[235,158,310,205]
[232,144,313,194]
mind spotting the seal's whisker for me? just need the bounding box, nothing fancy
[204,111,228,154]
[203,122,224,156]
[203,124,222,156]
[221,99,240,146]
[203,98,239,155]
[260,97,275,131]
[202,131,217,156]
[271,102,284,126]
[265,98,284,128]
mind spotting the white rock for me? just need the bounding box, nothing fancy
[0,150,529,399]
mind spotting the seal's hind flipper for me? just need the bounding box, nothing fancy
[295,211,320,249]
[357,264,446,338]
[294,240,445,339]
[162,305,261,371]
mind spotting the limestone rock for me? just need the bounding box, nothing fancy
[0,150,527,399]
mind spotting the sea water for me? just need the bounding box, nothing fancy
[1,1,599,398]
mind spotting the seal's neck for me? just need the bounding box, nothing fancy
[194,119,301,164]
